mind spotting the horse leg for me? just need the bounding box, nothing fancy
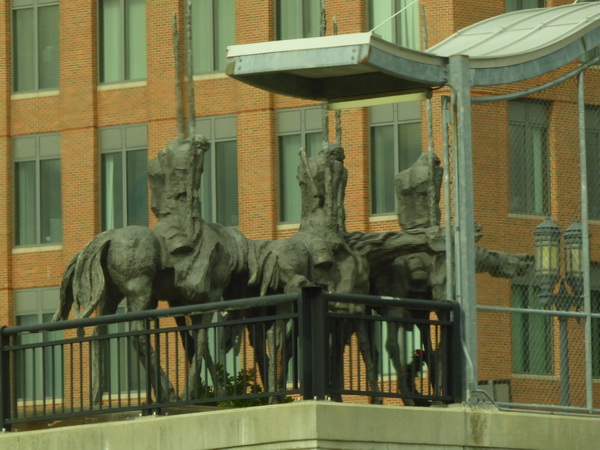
[385,320,416,406]
[355,319,383,405]
[184,313,217,399]
[247,317,270,391]
[123,285,178,404]
[91,297,120,404]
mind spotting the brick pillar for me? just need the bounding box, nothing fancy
[0,1,12,314]
[59,0,98,261]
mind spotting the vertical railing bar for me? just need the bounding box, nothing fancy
[153,318,162,411]
[0,328,11,431]
[79,341,83,413]
[175,326,180,403]
[144,318,152,411]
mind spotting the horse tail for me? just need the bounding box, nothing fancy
[53,252,80,322]
[72,231,113,319]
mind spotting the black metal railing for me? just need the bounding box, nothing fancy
[0,287,462,431]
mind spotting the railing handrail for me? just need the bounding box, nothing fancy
[0,288,462,431]
[1,292,456,336]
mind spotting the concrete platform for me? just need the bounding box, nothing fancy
[2,401,599,449]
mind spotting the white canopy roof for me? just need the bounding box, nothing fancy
[226,3,600,100]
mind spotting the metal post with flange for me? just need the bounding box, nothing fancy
[449,55,477,402]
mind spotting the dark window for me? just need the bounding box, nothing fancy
[14,134,62,246]
[192,0,235,73]
[196,116,239,227]
[12,0,59,92]
[275,0,320,40]
[370,102,422,215]
[508,101,550,216]
[99,0,147,83]
[100,125,149,230]
[512,284,553,375]
[276,107,323,223]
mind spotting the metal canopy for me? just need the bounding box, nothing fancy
[226,33,446,102]
[226,3,600,98]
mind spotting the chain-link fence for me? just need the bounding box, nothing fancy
[445,65,600,414]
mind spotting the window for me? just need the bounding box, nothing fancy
[508,101,550,216]
[275,0,320,40]
[505,0,545,11]
[196,116,238,227]
[367,0,420,50]
[14,288,63,400]
[12,0,59,92]
[277,107,323,223]
[586,106,600,220]
[512,283,553,375]
[14,134,62,246]
[100,125,148,231]
[192,0,235,73]
[370,101,422,215]
[99,0,147,83]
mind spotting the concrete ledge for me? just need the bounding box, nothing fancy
[2,401,600,449]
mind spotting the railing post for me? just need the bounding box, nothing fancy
[0,327,12,431]
[299,286,328,400]
[448,301,464,403]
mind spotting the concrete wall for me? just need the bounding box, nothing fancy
[2,402,599,450]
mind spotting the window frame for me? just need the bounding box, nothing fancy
[191,0,236,74]
[369,101,423,216]
[98,0,147,84]
[275,0,321,41]
[508,100,550,216]
[366,0,421,50]
[13,133,62,247]
[195,115,239,227]
[505,0,545,12]
[14,287,64,401]
[99,124,149,231]
[276,107,324,224]
[511,282,554,376]
[585,106,600,221]
[12,0,60,93]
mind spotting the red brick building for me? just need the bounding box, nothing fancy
[3,0,600,410]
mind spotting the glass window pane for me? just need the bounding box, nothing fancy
[277,0,302,40]
[371,125,395,214]
[397,122,422,172]
[193,0,213,73]
[215,141,238,226]
[587,130,600,219]
[395,0,420,50]
[126,149,148,226]
[15,161,37,246]
[40,158,62,243]
[215,0,235,71]
[303,0,321,38]
[280,134,302,222]
[509,101,549,215]
[368,0,393,41]
[125,0,147,80]
[100,0,122,83]
[13,8,35,92]
[102,153,124,230]
[305,132,322,157]
[38,5,59,89]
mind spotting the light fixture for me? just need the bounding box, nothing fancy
[533,217,561,301]
[326,89,432,110]
[564,220,583,295]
